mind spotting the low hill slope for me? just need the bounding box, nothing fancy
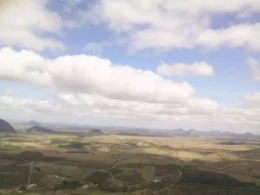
[27,126,55,134]
[0,119,16,133]
[28,120,41,126]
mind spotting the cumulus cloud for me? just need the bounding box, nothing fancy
[0,48,51,88]
[0,91,216,125]
[243,92,260,106]
[60,0,81,5]
[0,47,259,132]
[0,0,64,51]
[0,47,221,124]
[157,61,214,77]
[246,57,260,81]
[197,23,260,51]
[84,0,260,51]
[0,93,70,122]
[1,89,12,96]
[1,91,260,132]
[220,92,260,127]
[0,47,197,103]
[0,94,53,115]
[84,42,111,55]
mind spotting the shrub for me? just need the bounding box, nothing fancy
[85,172,111,185]
[19,151,44,160]
[68,141,86,149]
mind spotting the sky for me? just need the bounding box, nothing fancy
[0,0,260,133]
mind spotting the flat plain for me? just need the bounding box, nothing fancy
[0,131,260,195]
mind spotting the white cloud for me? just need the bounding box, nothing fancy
[197,23,260,51]
[246,57,260,81]
[64,20,80,28]
[85,0,260,51]
[0,0,64,51]
[157,61,214,76]
[0,94,70,122]
[220,92,260,127]
[84,42,111,55]
[0,47,220,121]
[1,47,259,132]
[60,0,81,5]
[243,92,260,106]
[0,48,51,88]
[1,89,12,96]
[1,91,260,132]
[0,92,216,126]
[0,47,196,103]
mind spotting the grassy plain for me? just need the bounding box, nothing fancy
[0,132,260,194]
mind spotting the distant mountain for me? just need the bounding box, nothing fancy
[171,128,186,136]
[26,125,88,137]
[0,119,16,133]
[169,128,257,138]
[90,129,103,134]
[27,126,55,134]
[186,129,198,136]
[28,120,41,126]
[243,132,255,137]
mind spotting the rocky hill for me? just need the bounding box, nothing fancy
[27,126,55,134]
[26,126,86,137]
[90,129,103,134]
[0,119,16,133]
[28,120,41,126]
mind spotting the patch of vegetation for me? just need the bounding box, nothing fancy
[55,180,81,190]
[219,141,244,145]
[50,138,66,144]
[176,183,260,195]
[85,171,111,185]
[180,169,244,186]
[100,178,124,192]
[19,151,44,160]
[67,141,86,149]
[116,171,144,185]
[79,161,113,169]
[110,168,124,175]
[59,140,90,149]
[0,164,43,188]
[141,166,155,181]
[0,151,64,163]
[154,164,181,177]
[119,163,148,169]
[125,142,138,147]
[137,181,168,191]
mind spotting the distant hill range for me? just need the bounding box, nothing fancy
[114,128,258,138]
[90,129,103,134]
[26,125,103,137]
[27,126,56,134]
[28,120,41,126]
[161,129,258,138]
[0,119,16,133]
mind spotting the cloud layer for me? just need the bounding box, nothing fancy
[0,47,198,103]
[157,62,214,76]
[0,1,259,133]
[84,0,260,51]
[0,47,259,132]
[0,0,64,51]
[0,47,219,123]
[247,58,260,81]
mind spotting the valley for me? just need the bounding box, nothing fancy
[0,123,260,195]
